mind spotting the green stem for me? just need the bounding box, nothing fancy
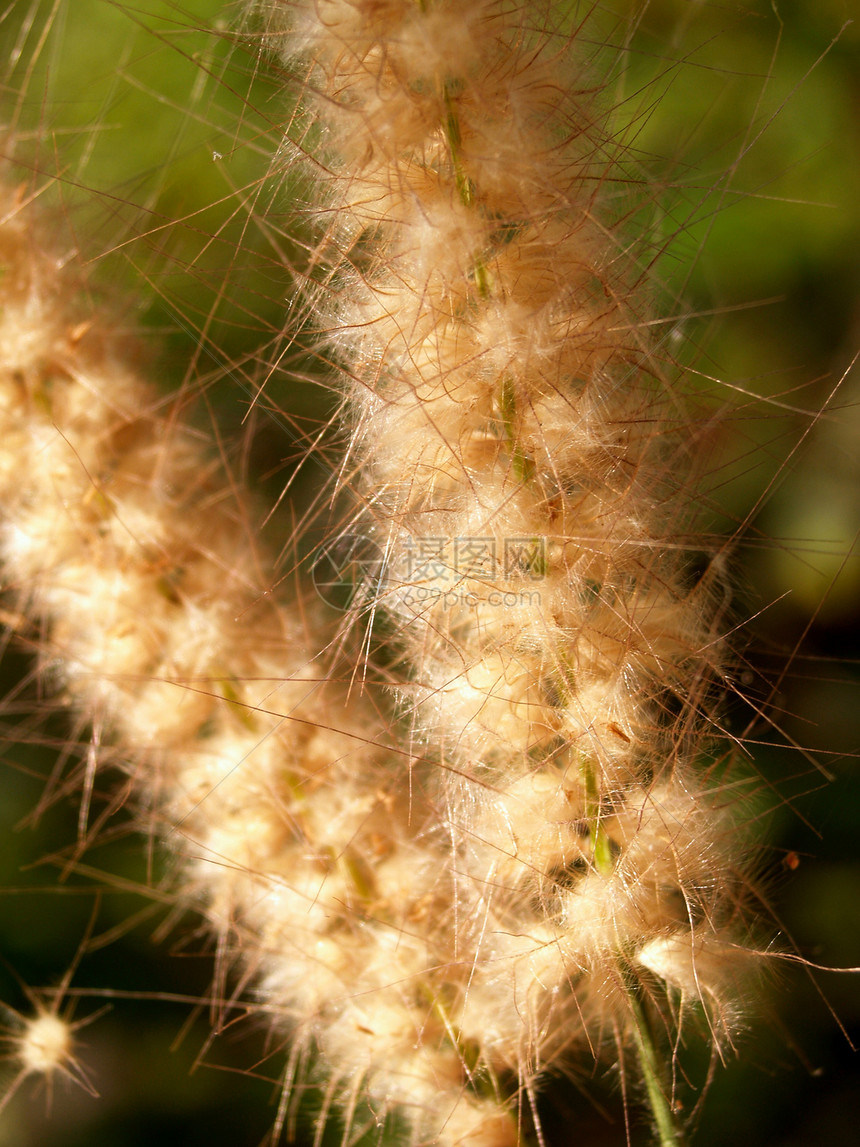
[581,753,614,876]
[421,3,536,489]
[624,973,687,1147]
[441,81,491,299]
[578,748,685,1146]
[498,375,535,484]
[415,0,489,298]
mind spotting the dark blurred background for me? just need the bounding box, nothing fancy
[0,2,857,1144]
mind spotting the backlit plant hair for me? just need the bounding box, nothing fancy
[245,1,760,1140]
[0,2,857,1146]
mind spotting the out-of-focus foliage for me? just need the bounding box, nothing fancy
[0,2,857,1145]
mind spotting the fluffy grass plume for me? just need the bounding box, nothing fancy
[0,2,857,1146]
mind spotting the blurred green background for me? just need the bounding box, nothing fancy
[0,1,857,1145]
